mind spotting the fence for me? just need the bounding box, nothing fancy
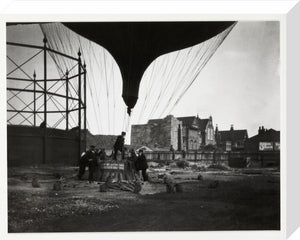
[144,150,280,168]
[7,125,85,167]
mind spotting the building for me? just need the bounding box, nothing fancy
[244,127,280,167]
[131,115,181,150]
[245,126,280,152]
[131,114,215,151]
[215,125,248,151]
[178,115,215,150]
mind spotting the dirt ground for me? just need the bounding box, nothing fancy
[7,165,280,232]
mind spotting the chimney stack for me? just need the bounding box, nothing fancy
[258,126,266,135]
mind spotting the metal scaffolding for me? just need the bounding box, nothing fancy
[6,37,87,164]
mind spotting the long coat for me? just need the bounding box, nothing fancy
[136,154,148,171]
[81,149,97,166]
[113,135,125,151]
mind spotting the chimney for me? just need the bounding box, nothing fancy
[230,124,234,143]
[215,124,219,144]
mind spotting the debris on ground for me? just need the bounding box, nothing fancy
[190,164,207,172]
[197,174,203,181]
[103,176,142,193]
[176,160,189,169]
[164,173,176,193]
[99,183,108,192]
[7,164,280,232]
[32,177,40,188]
[53,180,62,191]
[8,178,22,186]
[175,183,183,193]
[208,180,219,189]
[207,164,231,171]
[139,182,165,195]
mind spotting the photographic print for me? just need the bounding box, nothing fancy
[6,21,280,232]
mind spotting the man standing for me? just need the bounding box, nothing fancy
[78,145,97,183]
[136,149,148,182]
[113,131,126,160]
[170,145,175,160]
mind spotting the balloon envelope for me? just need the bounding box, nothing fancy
[63,22,235,113]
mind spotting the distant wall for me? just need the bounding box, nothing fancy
[7,125,84,166]
[144,151,228,165]
[143,150,280,168]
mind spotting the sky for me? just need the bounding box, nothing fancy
[172,21,280,136]
[6,21,280,139]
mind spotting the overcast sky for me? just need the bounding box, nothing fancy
[172,21,280,136]
[6,21,280,139]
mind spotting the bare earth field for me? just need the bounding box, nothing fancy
[7,165,280,232]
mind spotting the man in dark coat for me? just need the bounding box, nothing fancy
[136,149,148,181]
[113,131,126,160]
[98,148,107,161]
[78,145,97,183]
[125,149,138,180]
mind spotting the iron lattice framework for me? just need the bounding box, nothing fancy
[6,37,87,163]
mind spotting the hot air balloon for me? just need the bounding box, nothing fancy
[62,22,235,115]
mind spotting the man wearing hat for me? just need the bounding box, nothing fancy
[78,145,98,182]
[113,131,126,160]
[136,149,148,181]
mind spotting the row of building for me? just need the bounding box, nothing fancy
[130,115,280,153]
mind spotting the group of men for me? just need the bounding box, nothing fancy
[78,131,148,183]
[78,145,103,183]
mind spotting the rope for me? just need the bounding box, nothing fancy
[38,22,235,137]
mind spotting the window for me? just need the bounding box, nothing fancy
[207,128,213,140]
